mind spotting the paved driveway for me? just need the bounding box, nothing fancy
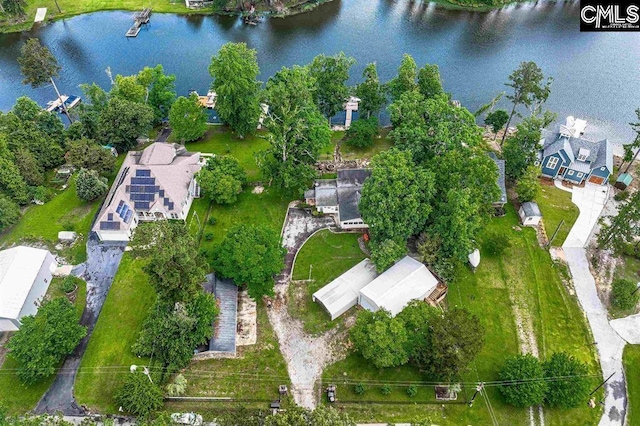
[610,314,640,344]
[562,183,626,425]
[34,235,127,415]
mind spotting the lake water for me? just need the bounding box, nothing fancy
[1,0,639,144]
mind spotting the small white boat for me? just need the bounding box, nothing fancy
[45,95,82,113]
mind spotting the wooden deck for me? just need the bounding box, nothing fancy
[126,8,151,37]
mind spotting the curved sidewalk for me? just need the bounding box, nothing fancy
[562,184,627,425]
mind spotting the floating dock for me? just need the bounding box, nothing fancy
[126,8,151,37]
[45,95,81,113]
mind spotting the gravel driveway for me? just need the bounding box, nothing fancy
[267,207,348,408]
[34,234,126,415]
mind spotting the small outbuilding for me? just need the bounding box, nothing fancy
[58,231,78,243]
[614,173,633,190]
[468,249,481,269]
[358,256,440,317]
[312,259,378,320]
[0,246,57,331]
[519,201,542,227]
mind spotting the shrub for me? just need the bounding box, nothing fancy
[207,216,217,226]
[543,352,590,408]
[610,278,639,310]
[61,276,77,294]
[499,354,547,407]
[345,117,378,148]
[114,370,164,418]
[75,168,108,202]
[32,186,53,203]
[354,383,367,395]
[482,232,511,256]
[406,385,418,397]
[381,384,392,395]
[516,165,541,202]
[614,191,630,201]
[204,232,215,241]
[0,195,20,232]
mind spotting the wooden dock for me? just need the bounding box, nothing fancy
[126,8,151,37]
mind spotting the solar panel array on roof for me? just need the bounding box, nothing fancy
[136,169,151,177]
[130,193,155,201]
[124,209,133,224]
[131,177,155,185]
[134,201,150,210]
[107,213,113,221]
[99,221,121,230]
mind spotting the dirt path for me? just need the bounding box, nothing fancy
[267,207,349,407]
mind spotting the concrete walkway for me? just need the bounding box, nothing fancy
[561,183,627,425]
[610,314,640,344]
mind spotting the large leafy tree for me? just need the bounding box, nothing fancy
[132,292,218,372]
[209,42,262,138]
[110,74,146,104]
[0,156,29,204]
[97,97,154,153]
[389,92,482,163]
[411,308,484,381]
[76,83,110,140]
[359,149,435,244]
[258,66,331,195]
[2,0,27,17]
[169,94,208,143]
[7,298,86,385]
[503,113,554,180]
[196,155,247,204]
[355,63,386,119]
[14,148,44,186]
[501,61,553,146]
[130,221,208,304]
[388,54,418,101]
[75,168,108,202]
[137,64,177,123]
[369,238,407,273]
[598,190,640,252]
[397,300,437,358]
[0,194,20,232]
[350,309,409,369]
[18,38,71,122]
[308,52,356,121]
[499,354,547,407]
[114,370,164,419]
[516,165,541,202]
[417,63,444,99]
[212,224,286,300]
[484,109,509,141]
[543,352,591,408]
[65,138,116,175]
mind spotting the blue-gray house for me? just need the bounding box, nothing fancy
[540,117,613,186]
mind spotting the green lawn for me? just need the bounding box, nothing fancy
[319,129,394,162]
[536,184,579,247]
[74,255,155,413]
[623,345,640,426]
[609,255,640,318]
[289,230,366,335]
[165,303,290,418]
[185,127,270,182]
[0,178,102,264]
[0,276,87,414]
[322,204,602,424]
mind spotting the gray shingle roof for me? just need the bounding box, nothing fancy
[521,201,542,218]
[543,132,611,173]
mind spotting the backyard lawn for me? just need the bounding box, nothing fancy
[74,255,155,413]
[289,230,366,335]
[0,277,87,414]
[318,129,394,162]
[623,344,640,426]
[536,184,579,247]
[322,204,602,424]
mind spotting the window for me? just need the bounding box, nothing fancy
[577,148,590,162]
[577,172,584,178]
[601,167,606,171]
[546,157,558,169]
[568,170,574,176]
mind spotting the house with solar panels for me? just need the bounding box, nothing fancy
[93,142,203,241]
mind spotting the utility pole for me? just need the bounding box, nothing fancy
[468,382,484,407]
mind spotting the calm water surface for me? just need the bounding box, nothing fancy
[0,0,639,144]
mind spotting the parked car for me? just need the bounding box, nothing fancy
[171,412,203,426]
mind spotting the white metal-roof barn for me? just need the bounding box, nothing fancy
[0,246,57,331]
[358,256,439,317]
[312,259,378,320]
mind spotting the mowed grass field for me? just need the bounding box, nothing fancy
[322,205,602,424]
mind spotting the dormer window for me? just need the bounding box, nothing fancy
[577,148,590,162]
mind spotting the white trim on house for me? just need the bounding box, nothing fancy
[546,156,559,169]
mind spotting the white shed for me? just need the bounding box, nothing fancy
[0,246,57,331]
[358,256,439,317]
[312,259,378,320]
[519,201,542,227]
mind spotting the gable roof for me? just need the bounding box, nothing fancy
[0,247,53,319]
[359,256,439,316]
[307,169,371,223]
[93,143,201,233]
[521,201,542,218]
